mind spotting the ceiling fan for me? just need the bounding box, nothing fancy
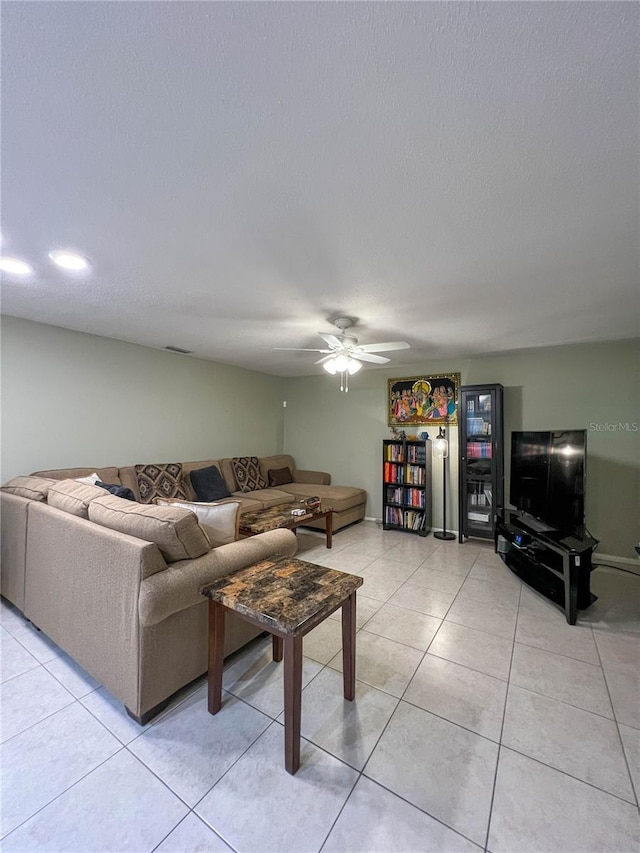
[274,317,410,391]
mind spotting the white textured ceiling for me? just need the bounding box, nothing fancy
[2,2,638,376]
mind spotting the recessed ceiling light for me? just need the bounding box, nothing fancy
[48,250,91,271]
[0,256,34,276]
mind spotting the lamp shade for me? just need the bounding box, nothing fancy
[322,358,338,375]
[433,428,449,459]
[347,358,362,375]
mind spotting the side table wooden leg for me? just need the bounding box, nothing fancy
[342,592,356,701]
[272,634,283,662]
[326,510,333,549]
[208,601,225,714]
[283,633,302,774]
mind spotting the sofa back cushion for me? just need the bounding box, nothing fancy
[1,476,58,501]
[189,465,231,502]
[134,463,188,504]
[259,455,296,484]
[156,499,240,546]
[88,495,211,562]
[31,467,121,484]
[47,480,106,518]
[231,457,267,493]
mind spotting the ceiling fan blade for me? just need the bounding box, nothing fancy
[273,347,332,353]
[355,352,390,364]
[356,341,410,353]
[318,333,342,348]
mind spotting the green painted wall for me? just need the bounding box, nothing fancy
[282,339,640,559]
[1,316,285,480]
[3,316,637,559]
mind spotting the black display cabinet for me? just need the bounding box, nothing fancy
[458,384,504,542]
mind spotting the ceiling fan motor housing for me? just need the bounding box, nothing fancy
[332,317,355,332]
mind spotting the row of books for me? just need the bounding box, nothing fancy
[383,462,426,485]
[385,507,426,529]
[385,487,425,508]
[467,484,492,507]
[467,442,493,459]
[406,446,426,464]
[384,445,426,464]
[384,444,406,462]
[468,490,492,507]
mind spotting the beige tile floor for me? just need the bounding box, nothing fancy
[1,522,639,852]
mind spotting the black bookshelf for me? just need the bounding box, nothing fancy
[383,439,432,536]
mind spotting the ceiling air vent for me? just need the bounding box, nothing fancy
[164,345,192,354]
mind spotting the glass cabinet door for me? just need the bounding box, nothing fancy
[458,385,503,541]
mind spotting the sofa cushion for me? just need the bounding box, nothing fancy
[231,457,267,493]
[89,495,211,562]
[1,476,58,501]
[158,499,241,546]
[135,463,188,504]
[189,465,231,502]
[277,483,366,513]
[31,467,121,484]
[47,480,106,518]
[231,488,295,509]
[267,466,293,487]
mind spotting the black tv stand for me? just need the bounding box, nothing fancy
[496,509,599,625]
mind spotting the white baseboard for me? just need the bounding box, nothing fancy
[593,553,640,576]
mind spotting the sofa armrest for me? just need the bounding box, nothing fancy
[138,528,298,626]
[293,469,331,486]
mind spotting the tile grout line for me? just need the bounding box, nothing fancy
[591,629,640,809]
[497,742,639,807]
[0,737,129,843]
[483,583,522,853]
[318,546,478,852]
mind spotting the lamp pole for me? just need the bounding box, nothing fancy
[434,426,456,541]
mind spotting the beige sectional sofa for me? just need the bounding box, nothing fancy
[32,454,366,531]
[1,455,365,723]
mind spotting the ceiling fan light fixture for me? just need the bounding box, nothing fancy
[347,357,362,375]
[333,354,349,372]
[0,256,34,276]
[48,249,91,271]
[323,358,338,374]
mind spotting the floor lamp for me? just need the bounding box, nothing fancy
[433,426,455,541]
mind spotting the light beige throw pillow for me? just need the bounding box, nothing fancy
[156,498,241,547]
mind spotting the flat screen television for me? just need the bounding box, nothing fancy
[510,430,586,534]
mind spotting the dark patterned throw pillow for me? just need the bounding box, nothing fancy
[134,463,188,504]
[231,457,267,493]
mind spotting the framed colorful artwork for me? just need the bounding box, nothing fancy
[388,373,460,426]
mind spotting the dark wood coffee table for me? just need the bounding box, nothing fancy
[202,555,363,774]
[239,503,333,548]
